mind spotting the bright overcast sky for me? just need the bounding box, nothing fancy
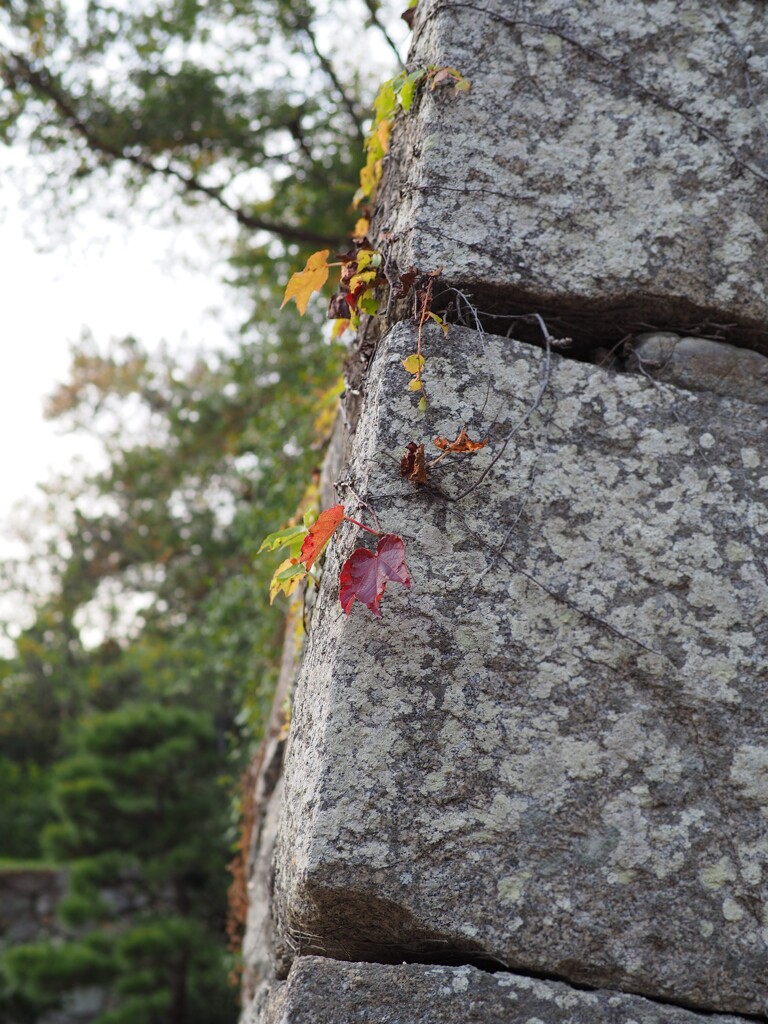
[0,170,240,550]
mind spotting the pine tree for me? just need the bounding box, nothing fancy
[3,702,237,1024]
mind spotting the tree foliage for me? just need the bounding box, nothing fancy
[0,0,401,272]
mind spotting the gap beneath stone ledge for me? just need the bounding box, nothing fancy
[425,279,768,362]
[278,886,767,1022]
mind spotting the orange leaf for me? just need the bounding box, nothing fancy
[299,503,346,570]
[433,427,489,453]
[331,318,350,339]
[281,249,330,315]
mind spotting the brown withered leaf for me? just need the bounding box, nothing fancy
[328,293,351,319]
[334,248,359,264]
[401,6,416,28]
[400,441,417,476]
[340,261,358,290]
[397,267,418,298]
[433,426,489,453]
[400,441,428,485]
[430,68,454,88]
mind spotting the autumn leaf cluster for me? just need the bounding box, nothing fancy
[259,504,410,617]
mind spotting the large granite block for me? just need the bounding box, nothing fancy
[252,958,747,1024]
[376,0,768,350]
[273,323,768,1016]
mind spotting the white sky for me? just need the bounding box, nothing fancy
[0,176,239,547]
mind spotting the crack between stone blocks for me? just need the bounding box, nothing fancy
[292,949,768,1022]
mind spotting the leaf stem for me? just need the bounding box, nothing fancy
[343,516,382,537]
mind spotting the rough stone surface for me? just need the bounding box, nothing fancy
[0,868,67,946]
[251,958,748,1024]
[240,421,350,1018]
[633,333,768,405]
[376,0,768,352]
[241,735,286,1015]
[273,322,768,1016]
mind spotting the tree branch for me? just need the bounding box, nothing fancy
[2,50,342,248]
[362,0,405,69]
[296,19,366,142]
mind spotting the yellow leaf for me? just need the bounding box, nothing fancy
[353,218,370,238]
[402,353,425,374]
[349,270,377,292]
[269,558,306,603]
[376,118,391,152]
[331,318,350,339]
[407,379,423,391]
[281,249,330,316]
[427,310,449,336]
[312,375,346,440]
[358,158,384,203]
[355,249,381,272]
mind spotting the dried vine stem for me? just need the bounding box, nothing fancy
[448,312,555,502]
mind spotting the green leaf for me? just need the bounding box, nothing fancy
[399,70,426,113]
[257,524,308,555]
[358,293,380,316]
[374,79,398,122]
[274,561,307,583]
[418,396,428,413]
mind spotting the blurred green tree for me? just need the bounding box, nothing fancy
[3,702,237,1024]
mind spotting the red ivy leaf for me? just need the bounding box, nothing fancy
[339,534,411,617]
[299,504,346,571]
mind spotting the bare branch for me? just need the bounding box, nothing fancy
[362,0,405,69]
[2,50,342,248]
[296,18,366,142]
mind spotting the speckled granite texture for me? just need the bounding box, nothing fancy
[272,323,768,1016]
[251,958,749,1024]
[375,0,768,350]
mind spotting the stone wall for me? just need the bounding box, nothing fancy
[0,868,66,949]
[0,868,109,1024]
[241,1,768,1021]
